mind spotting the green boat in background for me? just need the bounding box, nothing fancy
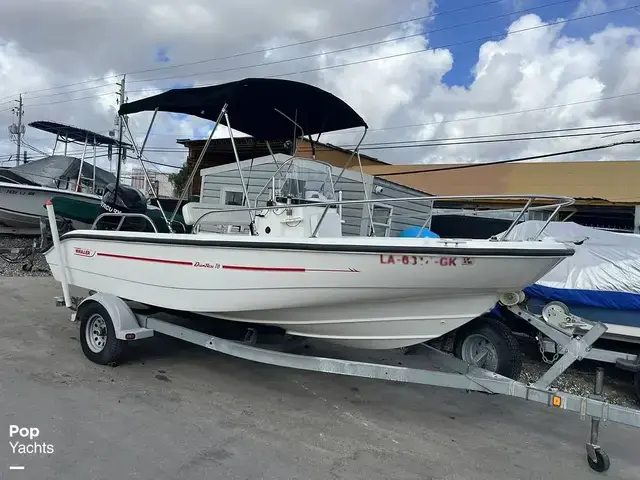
[49,190,190,234]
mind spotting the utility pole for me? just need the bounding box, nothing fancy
[113,75,126,204]
[9,94,24,167]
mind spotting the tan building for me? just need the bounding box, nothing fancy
[356,161,640,232]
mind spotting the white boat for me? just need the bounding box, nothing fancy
[0,121,124,234]
[0,181,102,232]
[43,77,576,349]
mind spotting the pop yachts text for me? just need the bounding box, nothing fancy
[9,441,54,455]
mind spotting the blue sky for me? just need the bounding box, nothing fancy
[150,1,640,91]
[429,0,640,87]
[146,0,640,141]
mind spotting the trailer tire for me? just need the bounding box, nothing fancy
[453,316,522,380]
[78,301,126,365]
[587,450,610,472]
[634,372,640,401]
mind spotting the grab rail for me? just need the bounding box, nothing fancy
[91,212,159,233]
[191,194,575,241]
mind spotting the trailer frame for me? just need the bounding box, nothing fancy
[52,289,640,474]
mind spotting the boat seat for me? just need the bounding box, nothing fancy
[182,202,252,230]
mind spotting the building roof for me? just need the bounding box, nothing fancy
[357,161,640,205]
[176,137,388,166]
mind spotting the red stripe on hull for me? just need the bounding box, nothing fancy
[222,265,305,272]
[97,252,193,266]
[93,253,359,272]
[306,268,360,273]
[222,265,359,273]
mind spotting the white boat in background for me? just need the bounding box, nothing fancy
[0,121,125,235]
[0,181,103,233]
[43,77,576,350]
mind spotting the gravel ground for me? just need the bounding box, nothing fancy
[2,234,638,409]
[0,235,51,276]
[518,342,639,408]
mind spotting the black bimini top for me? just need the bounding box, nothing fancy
[117,78,368,140]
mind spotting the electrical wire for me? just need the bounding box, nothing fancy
[128,0,578,85]
[10,4,637,136]
[3,121,640,167]
[372,139,640,176]
[0,0,540,100]
[354,128,640,150]
[4,0,631,108]
[333,121,640,147]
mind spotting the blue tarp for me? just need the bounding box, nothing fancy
[524,284,640,311]
[501,221,640,312]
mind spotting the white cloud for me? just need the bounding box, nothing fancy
[0,0,639,174]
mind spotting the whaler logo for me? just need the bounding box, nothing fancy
[73,247,95,257]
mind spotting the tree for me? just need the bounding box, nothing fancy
[168,162,189,197]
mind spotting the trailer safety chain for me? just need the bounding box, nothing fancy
[538,334,560,365]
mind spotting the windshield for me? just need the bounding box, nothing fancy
[278,157,336,202]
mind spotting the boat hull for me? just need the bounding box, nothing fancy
[0,183,100,231]
[45,230,574,349]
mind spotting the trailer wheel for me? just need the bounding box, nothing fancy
[453,316,522,379]
[587,450,610,472]
[78,302,126,365]
[634,372,640,401]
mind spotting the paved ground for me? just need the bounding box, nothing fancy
[1,276,639,480]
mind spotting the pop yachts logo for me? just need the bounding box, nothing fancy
[9,425,54,455]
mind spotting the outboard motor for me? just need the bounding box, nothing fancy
[101,182,147,213]
[97,183,151,231]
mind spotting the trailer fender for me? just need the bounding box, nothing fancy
[77,293,154,341]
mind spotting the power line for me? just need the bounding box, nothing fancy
[22,91,117,108]
[356,129,640,150]
[334,93,640,135]
[20,83,118,102]
[372,139,640,177]
[225,4,638,83]
[15,3,635,122]
[5,120,640,162]
[0,0,522,101]
[128,0,578,86]
[3,0,618,105]
[120,120,640,144]
[2,0,574,107]
[336,123,640,148]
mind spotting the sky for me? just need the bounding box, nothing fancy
[1,0,640,177]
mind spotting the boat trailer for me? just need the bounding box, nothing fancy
[499,296,640,400]
[44,201,640,474]
[52,289,640,474]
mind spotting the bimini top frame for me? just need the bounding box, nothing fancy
[27,120,131,195]
[116,77,372,233]
[29,120,131,148]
